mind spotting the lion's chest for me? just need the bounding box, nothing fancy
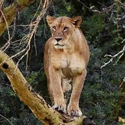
[52,53,85,78]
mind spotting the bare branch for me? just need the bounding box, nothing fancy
[0,0,4,10]
[101,41,125,68]
[0,114,13,125]
[14,0,51,66]
[1,0,51,70]
[0,9,11,50]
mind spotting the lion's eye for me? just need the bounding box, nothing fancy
[52,26,56,31]
[63,27,68,32]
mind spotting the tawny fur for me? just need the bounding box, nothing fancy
[44,15,90,116]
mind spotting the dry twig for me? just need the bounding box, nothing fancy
[101,39,125,68]
[1,0,51,69]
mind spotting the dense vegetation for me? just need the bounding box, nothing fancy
[0,0,125,124]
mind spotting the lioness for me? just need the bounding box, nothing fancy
[44,15,90,117]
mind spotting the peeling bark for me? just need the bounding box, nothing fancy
[0,50,96,125]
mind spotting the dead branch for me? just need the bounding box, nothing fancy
[15,0,51,67]
[1,0,51,70]
[101,40,125,68]
[0,0,4,10]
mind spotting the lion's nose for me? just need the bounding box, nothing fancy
[55,37,62,42]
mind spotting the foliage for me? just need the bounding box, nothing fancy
[0,0,125,125]
[80,5,125,123]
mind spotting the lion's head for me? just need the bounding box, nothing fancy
[46,15,82,49]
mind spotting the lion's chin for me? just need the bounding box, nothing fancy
[54,44,65,49]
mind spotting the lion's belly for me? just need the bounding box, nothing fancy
[61,67,82,78]
[51,52,86,78]
[61,64,85,78]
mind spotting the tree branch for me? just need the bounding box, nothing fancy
[0,50,96,125]
[0,0,35,36]
[101,40,125,68]
[0,0,4,10]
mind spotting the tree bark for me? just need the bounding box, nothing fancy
[0,0,35,36]
[0,50,95,125]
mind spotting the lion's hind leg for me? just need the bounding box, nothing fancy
[62,78,72,93]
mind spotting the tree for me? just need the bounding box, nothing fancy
[0,0,95,124]
[0,0,124,124]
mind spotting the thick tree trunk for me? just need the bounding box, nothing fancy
[0,0,35,36]
[0,50,95,125]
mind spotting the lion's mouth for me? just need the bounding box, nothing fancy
[54,43,65,49]
[55,43,64,47]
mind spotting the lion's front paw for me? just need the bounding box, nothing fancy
[67,105,82,117]
[69,109,82,117]
[53,104,66,113]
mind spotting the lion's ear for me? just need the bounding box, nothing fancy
[71,16,82,28]
[46,15,55,25]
